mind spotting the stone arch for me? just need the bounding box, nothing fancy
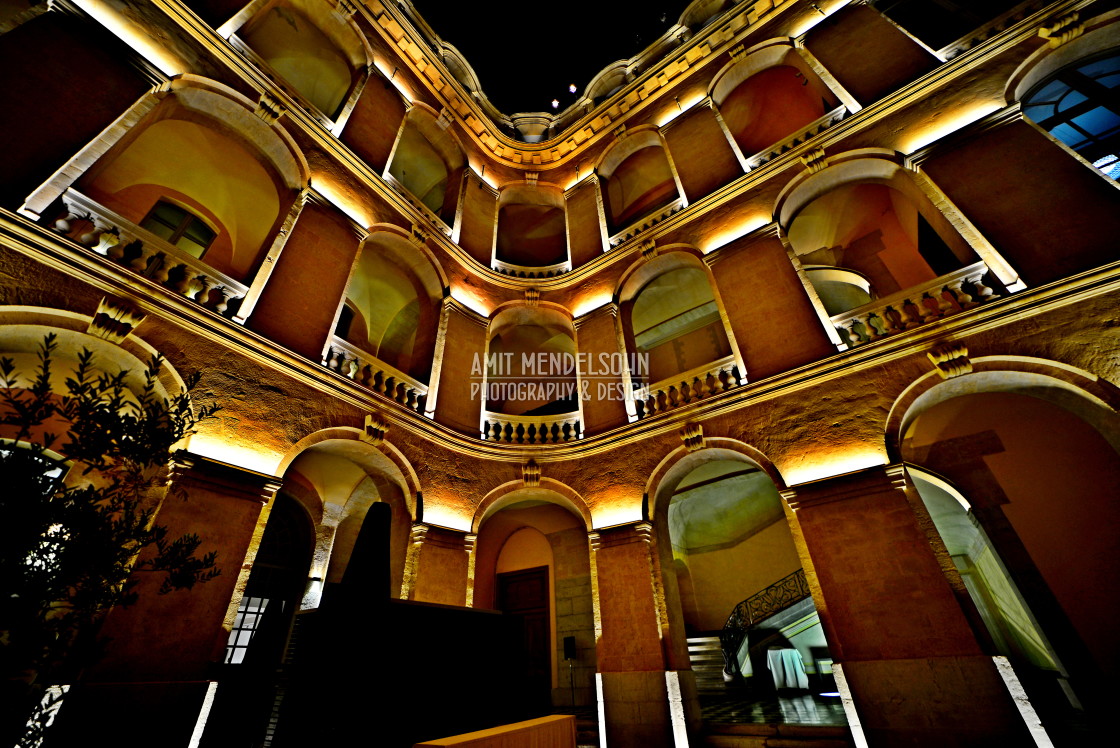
[484,304,581,418]
[615,250,741,388]
[473,477,593,533]
[596,127,684,233]
[494,182,569,271]
[335,226,447,382]
[709,39,841,158]
[234,0,374,119]
[885,356,1120,463]
[387,104,467,221]
[1006,9,1120,105]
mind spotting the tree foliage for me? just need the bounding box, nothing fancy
[0,334,221,742]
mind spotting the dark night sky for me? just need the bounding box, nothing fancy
[413,1,695,114]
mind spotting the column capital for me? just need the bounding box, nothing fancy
[782,463,907,511]
[589,520,653,550]
[170,450,282,503]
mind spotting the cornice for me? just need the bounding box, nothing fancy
[4,212,1118,465]
[88,0,1089,300]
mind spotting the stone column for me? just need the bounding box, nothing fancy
[401,522,472,606]
[51,452,281,746]
[574,303,629,434]
[590,522,694,748]
[782,464,1035,747]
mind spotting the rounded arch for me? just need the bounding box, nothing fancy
[338,227,446,380]
[680,0,733,31]
[1006,10,1120,105]
[485,304,580,417]
[615,246,707,304]
[495,183,569,269]
[886,356,1120,463]
[472,477,593,533]
[388,105,467,217]
[585,61,632,104]
[643,438,787,523]
[596,127,682,233]
[775,150,907,228]
[595,126,669,179]
[276,426,421,521]
[238,0,373,117]
[77,76,309,282]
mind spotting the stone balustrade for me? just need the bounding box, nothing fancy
[53,189,247,319]
[324,336,429,414]
[745,105,849,170]
[832,261,999,348]
[481,411,582,444]
[492,259,570,279]
[608,196,686,248]
[633,355,743,420]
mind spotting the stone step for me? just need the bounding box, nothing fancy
[701,724,852,748]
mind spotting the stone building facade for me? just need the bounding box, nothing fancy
[1,1,1118,746]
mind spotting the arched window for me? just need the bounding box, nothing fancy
[628,266,732,386]
[715,60,840,158]
[335,232,442,383]
[237,0,368,119]
[387,110,466,222]
[494,184,568,271]
[1022,50,1120,179]
[599,133,681,234]
[787,181,974,305]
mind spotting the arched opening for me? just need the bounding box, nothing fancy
[1021,49,1120,180]
[717,62,839,158]
[599,135,681,234]
[485,307,579,418]
[787,180,977,310]
[653,450,843,728]
[387,109,465,223]
[238,0,367,119]
[622,258,733,388]
[495,184,568,270]
[901,386,1120,731]
[335,232,442,383]
[76,92,297,284]
[473,490,595,716]
[201,493,314,746]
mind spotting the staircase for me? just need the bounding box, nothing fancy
[701,724,853,748]
[688,635,734,692]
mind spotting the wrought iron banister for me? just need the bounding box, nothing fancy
[718,568,811,677]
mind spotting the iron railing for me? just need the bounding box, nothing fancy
[718,568,811,677]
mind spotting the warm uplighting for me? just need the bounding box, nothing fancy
[449,284,492,317]
[313,180,374,228]
[700,215,770,252]
[373,60,414,102]
[591,505,643,530]
[421,505,473,532]
[782,450,887,488]
[572,292,613,318]
[900,102,1003,154]
[185,434,283,476]
[656,93,705,127]
[83,1,185,77]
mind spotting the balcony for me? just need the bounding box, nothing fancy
[324,335,429,415]
[481,411,582,444]
[831,261,999,348]
[53,189,248,319]
[744,105,849,170]
[634,354,744,420]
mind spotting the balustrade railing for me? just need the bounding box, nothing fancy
[491,259,570,279]
[608,196,686,248]
[324,336,429,414]
[745,105,849,170]
[481,410,582,444]
[53,189,248,319]
[633,355,742,420]
[719,568,811,678]
[831,262,999,348]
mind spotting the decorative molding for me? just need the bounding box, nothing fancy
[800,146,829,174]
[254,92,285,124]
[1039,12,1083,48]
[522,459,541,487]
[728,43,746,62]
[783,464,907,511]
[589,521,653,551]
[361,413,390,446]
[680,422,704,452]
[410,223,431,247]
[170,450,282,504]
[640,239,659,261]
[927,343,972,379]
[87,295,146,344]
[524,287,541,307]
